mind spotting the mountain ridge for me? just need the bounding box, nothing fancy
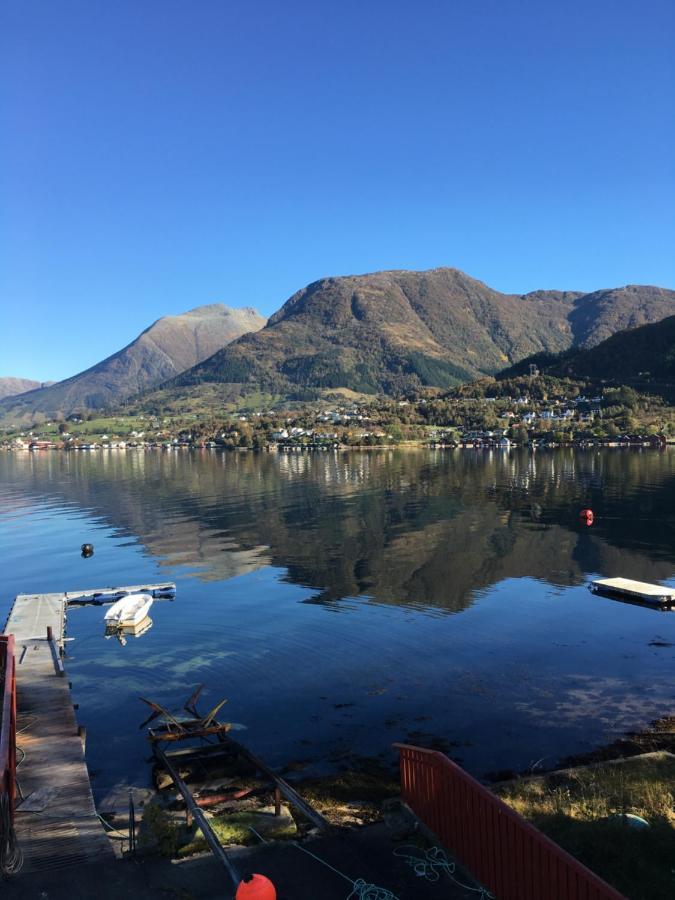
[167,268,675,399]
[499,314,675,387]
[0,304,266,424]
[5,268,675,424]
[0,377,53,401]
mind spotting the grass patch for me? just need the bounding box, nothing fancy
[291,759,400,826]
[141,802,297,860]
[178,810,296,857]
[140,804,191,857]
[495,752,675,899]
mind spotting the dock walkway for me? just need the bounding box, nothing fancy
[3,583,173,874]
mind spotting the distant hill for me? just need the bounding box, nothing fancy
[567,285,675,347]
[0,305,266,424]
[165,269,675,398]
[0,377,53,400]
[501,314,675,385]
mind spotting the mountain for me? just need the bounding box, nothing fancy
[567,285,675,347]
[0,377,53,400]
[501,314,675,385]
[167,269,675,398]
[0,305,266,424]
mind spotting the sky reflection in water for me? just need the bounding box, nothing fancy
[1,448,675,792]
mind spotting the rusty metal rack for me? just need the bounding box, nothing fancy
[143,687,330,884]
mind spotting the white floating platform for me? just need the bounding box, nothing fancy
[590,577,675,606]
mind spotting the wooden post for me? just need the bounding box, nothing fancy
[47,625,65,675]
[128,790,136,855]
[274,787,282,817]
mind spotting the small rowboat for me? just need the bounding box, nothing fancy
[104,592,154,626]
[105,616,153,645]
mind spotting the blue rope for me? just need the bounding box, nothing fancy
[249,828,400,900]
[346,880,399,900]
[293,842,400,900]
[250,825,492,900]
[393,844,451,882]
[393,845,494,898]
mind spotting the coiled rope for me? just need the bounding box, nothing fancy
[393,845,494,898]
[346,879,399,900]
[249,826,493,900]
[0,793,23,875]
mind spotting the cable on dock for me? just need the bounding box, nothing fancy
[0,793,23,875]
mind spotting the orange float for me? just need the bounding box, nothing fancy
[236,874,277,900]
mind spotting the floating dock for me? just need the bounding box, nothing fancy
[590,577,675,608]
[3,582,174,874]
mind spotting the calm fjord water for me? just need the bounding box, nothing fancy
[2,448,675,793]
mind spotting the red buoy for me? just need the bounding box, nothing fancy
[236,874,277,900]
[579,508,594,525]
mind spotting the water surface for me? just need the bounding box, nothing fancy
[2,448,675,796]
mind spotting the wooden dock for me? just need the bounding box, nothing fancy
[590,577,675,607]
[3,583,175,874]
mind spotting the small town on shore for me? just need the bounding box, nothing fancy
[3,376,673,454]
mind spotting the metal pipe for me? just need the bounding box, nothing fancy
[223,735,330,832]
[46,627,64,676]
[155,744,239,887]
[128,790,136,854]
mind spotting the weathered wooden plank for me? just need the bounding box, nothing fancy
[3,582,175,874]
[5,592,114,873]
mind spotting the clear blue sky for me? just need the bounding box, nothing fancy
[2,0,674,382]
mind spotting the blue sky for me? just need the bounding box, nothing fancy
[2,0,674,382]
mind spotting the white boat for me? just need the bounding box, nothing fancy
[105,616,153,645]
[104,592,154,626]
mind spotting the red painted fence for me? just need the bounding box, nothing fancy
[0,635,17,822]
[395,743,625,900]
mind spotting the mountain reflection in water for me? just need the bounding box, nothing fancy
[1,448,675,787]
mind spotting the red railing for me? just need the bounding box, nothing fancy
[0,635,17,822]
[395,743,625,900]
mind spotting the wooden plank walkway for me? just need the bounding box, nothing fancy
[3,583,174,874]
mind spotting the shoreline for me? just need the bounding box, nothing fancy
[2,439,672,453]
